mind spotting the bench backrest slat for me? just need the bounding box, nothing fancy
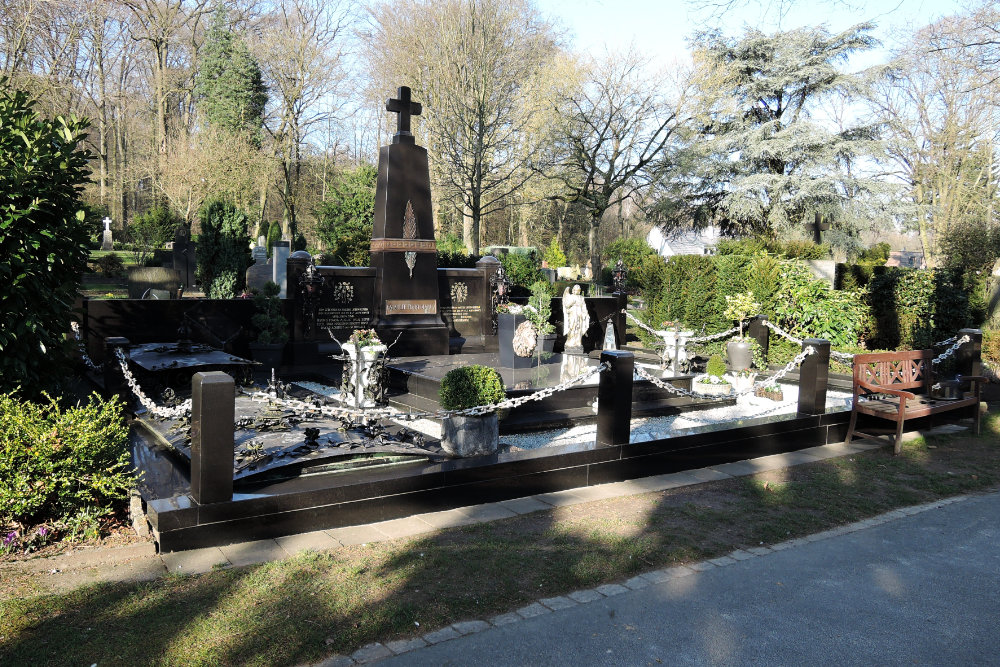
[852,349,933,393]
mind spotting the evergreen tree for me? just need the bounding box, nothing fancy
[196,199,252,298]
[194,10,267,144]
[654,23,890,240]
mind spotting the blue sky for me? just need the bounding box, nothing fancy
[534,0,965,68]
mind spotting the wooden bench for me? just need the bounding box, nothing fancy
[845,349,983,454]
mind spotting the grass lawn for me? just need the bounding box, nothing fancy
[2,411,998,666]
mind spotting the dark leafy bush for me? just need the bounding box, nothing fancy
[251,281,289,344]
[315,164,376,266]
[773,262,866,348]
[94,252,125,276]
[129,204,182,265]
[499,252,544,296]
[438,251,481,268]
[0,391,132,533]
[0,82,92,396]
[865,267,970,350]
[439,365,505,410]
[266,220,282,257]
[196,198,252,298]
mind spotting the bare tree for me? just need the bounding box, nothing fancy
[255,0,353,240]
[366,0,562,254]
[547,48,686,278]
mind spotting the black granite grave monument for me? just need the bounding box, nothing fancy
[370,86,449,356]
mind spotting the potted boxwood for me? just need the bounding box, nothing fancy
[723,290,760,371]
[439,364,506,457]
[249,281,289,371]
[694,354,732,397]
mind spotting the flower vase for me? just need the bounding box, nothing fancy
[339,343,387,407]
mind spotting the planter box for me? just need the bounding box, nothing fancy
[441,413,499,457]
[755,386,784,401]
[694,380,732,397]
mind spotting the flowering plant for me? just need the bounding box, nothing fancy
[697,374,730,385]
[349,329,382,348]
[496,302,523,315]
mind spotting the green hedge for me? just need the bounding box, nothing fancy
[865,267,971,350]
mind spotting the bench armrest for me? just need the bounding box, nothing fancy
[960,375,987,384]
[856,379,917,401]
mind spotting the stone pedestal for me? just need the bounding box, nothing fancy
[272,241,290,298]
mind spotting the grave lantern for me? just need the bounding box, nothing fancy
[612,259,627,293]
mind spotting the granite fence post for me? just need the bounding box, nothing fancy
[956,328,983,379]
[476,255,501,340]
[797,338,830,416]
[747,315,770,364]
[103,337,130,403]
[190,371,234,504]
[597,350,634,447]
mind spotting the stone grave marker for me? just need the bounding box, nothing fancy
[245,242,272,294]
[100,216,113,250]
[314,268,376,341]
[370,86,449,356]
[438,269,486,349]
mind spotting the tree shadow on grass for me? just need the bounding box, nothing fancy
[2,417,998,666]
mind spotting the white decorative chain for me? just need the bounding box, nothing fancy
[114,347,192,419]
[634,346,816,399]
[933,335,958,347]
[763,320,804,346]
[622,309,737,345]
[687,327,740,344]
[70,321,102,371]
[830,350,855,363]
[244,362,611,422]
[931,335,971,365]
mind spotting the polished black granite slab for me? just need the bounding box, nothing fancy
[135,401,858,552]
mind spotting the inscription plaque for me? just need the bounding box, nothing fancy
[386,299,437,315]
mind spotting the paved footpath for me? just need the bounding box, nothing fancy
[358,490,1000,666]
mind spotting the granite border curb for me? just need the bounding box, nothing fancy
[308,494,971,665]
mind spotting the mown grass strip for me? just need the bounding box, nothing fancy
[2,413,998,666]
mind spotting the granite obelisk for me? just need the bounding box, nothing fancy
[370,86,449,356]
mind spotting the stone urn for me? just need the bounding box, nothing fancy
[339,343,387,407]
[441,413,500,457]
[661,329,695,370]
[727,338,753,371]
[694,376,732,397]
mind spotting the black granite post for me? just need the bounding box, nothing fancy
[797,338,830,416]
[190,371,234,504]
[287,250,312,341]
[103,337,130,402]
[956,328,983,379]
[597,350,634,447]
[747,316,770,366]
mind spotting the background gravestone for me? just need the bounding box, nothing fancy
[369,86,448,356]
[100,216,113,251]
[171,227,197,290]
[245,244,271,293]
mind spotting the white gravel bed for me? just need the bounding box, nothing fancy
[387,382,852,451]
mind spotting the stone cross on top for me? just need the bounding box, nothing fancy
[386,86,421,145]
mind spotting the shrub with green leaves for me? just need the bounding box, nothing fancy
[439,365,505,410]
[196,198,252,298]
[95,252,125,276]
[865,267,970,350]
[129,204,182,266]
[543,238,568,268]
[251,281,289,344]
[773,262,865,348]
[705,354,728,378]
[0,391,133,532]
[499,252,544,296]
[0,81,93,396]
[524,281,555,335]
[315,164,376,266]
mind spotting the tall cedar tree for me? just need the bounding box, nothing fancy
[194,9,267,145]
[655,24,888,240]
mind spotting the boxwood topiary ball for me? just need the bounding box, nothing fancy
[439,365,506,411]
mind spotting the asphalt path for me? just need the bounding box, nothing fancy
[377,491,1000,666]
